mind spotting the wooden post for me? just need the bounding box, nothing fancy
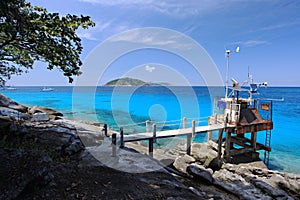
[207,116,213,141]
[103,124,108,137]
[225,130,231,162]
[218,129,223,167]
[207,131,212,141]
[153,123,157,143]
[149,138,154,157]
[251,131,257,158]
[120,127,124,148]
[146,120,150,132]
[183,117,187,128]
[225,114,228,127]
[192,120,195,137]
[187,133,192,155]
[112,133,116,157]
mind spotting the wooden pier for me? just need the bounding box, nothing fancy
[120,123,225,157]
[105,112,272,166]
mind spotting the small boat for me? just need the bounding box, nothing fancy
[41,87,54,92]
[5,86,17,90]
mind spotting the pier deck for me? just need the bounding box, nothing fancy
[123,124,225,142]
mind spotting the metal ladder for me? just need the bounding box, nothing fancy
[264,129,272,166]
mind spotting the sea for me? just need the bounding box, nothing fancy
[2,86,300,174]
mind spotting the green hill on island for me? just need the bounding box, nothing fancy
[104,77,170,86]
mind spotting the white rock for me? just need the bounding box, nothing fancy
[31,113,49,122]
[173,154,196,173]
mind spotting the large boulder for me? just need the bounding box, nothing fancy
[187,163,214,184]
[0,94,28,113]
[29,105,63,116]
[191,142,218,167]
[29,105,63,120]
[173,154,196,173]
[212,163,297,199]
[0,107,30,120]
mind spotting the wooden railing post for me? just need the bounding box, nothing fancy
[192,120,195,137]
[120,127,124,148]
[146,120,150,132]
[112,133,117,157]
[103,124,108,137]
[217,129,223,167]
[183,117,187,128]
[149,138,154,157]
[153,123,157,143]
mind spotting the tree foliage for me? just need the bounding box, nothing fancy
[0,0,95,85]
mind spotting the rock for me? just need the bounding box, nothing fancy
[173,154,196,173]
[29,105,63,117]
[213,168,270,200]
[191,142,218,167]
[0,115,13,130]
[0,106,30,120]
[0,94,28,113]
[0,149,53,200]
[65,139,84,155]
[213,164,296,200]
[31,113,50,122]
[187,163,214,184]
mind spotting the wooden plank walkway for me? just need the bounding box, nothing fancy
[123,124,225,142]
[118,123,225,157]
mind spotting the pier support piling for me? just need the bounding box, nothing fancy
[103,124,108,137]
[187,133,192,155]
[153,124,157,143]
[192,120,196,137]
[120,127,124,148]
[225,130,231,162]
[217,129,223,167]
[112,133,117,157]
[149,138,154,157]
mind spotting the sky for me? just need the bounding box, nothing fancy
[7,0,300,86]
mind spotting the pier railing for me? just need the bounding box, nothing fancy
[102,117,225,157]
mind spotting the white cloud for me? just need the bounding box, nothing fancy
[77,32,98,41]
[76,20,113,41]
[78,0,224,18]
[241,40,269,47]
[231,40,269,48]
[259,21,300,32]
[110,29,175,45]
[145,65,155,72]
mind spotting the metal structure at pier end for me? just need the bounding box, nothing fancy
[207,47,273,165]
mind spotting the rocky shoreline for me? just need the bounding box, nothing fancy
[1,94,299,199]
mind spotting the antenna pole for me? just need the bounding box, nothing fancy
[225,51,230,99]
[225,46,239,99]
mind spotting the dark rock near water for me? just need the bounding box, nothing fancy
[29,105,63,117]
[0,106,31,120]
[0,94,28,113]
[187,163,214,184]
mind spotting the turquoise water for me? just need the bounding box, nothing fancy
[1,86,300,174]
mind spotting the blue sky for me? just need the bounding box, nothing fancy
[8,0,300,86]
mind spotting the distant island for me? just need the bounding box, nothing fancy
[104,77,171,86]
